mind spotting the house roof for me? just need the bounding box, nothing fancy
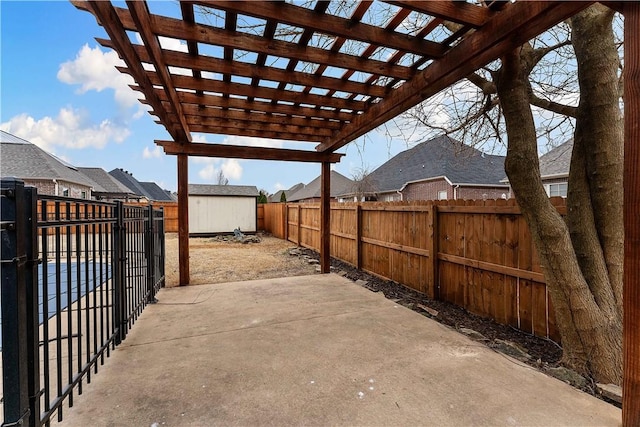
[539,139,573,179]
[268,183,304,203]
[1,130,96,188]
[188,184,259,197]
[109,168,151,198]
[359,135,507,195]
[77,167,134,195]
[140,182,175,201]
[288,171,354,202]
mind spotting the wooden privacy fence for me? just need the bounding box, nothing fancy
[127,201,178,232]
[262,199,566,342]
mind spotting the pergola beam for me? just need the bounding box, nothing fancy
[199,0,446,58]
[156,140,344,163]
[112,6,416,81]
[143,72,368,112]
[145,90,356,122]
[98,39,388,99]
[75,1,186,142]
[127,0,192,142]
[385,0,492,28]
[317,1,593,153]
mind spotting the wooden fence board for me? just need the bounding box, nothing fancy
[262,200,565,343]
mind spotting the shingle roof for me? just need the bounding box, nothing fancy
[288,171,354,202]
[360,135,506,195]
[539,139,573,178]
[77,167,134,195]
[140,182,175,201]
[1,130,96,188]
[109,168,150,198]
[188,184,259,197]
[268,183,304,203]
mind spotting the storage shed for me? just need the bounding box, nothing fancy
[188,184,259,235]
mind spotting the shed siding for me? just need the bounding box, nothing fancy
[189,196,257,234]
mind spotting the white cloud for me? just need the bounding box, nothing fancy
[198,163,217,180]
[1,108,130,152]
[195,157,243,182]
[274,182,285,192]
[57,44,142,111]
[143,145,164,159]
[221,159,242,180]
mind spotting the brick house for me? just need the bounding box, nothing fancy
[339,135,508,202]
[501,139,572,198]
[1,130,95,198]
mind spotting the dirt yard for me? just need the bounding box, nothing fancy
[164,233,317,287]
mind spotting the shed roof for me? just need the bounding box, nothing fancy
[1,130,96,188]
[188,184,259,197]
[288,171,354,202]
[360,135,506,195]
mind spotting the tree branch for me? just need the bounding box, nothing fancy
[529,93,578,117]
[466,72,496,95]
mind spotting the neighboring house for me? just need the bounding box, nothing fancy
[140,181,176,202]
[538,139,572,197]
[1,130,95,198]
[109,168,175,202]
[77,167,138,201]
[501,139,572,198]
[340,135,508,202]
[268,183,304,203]
[188,184,259,235]
[287,171,354,203]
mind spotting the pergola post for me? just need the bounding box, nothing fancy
[623,3,640,426]
[320,161,331,273]
[177,153,190,285]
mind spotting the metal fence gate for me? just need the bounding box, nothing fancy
[1,178,166,426]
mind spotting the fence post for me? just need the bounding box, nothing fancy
[1,178,37,427]
[146,205,158,303]
[355,204,362,269]
[112,201,127,344]
[429,202,440,300]
[297,205,301,247]
[24,186,41,427]
[284,204,289,241]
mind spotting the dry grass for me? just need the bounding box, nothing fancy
[164,233,317,287]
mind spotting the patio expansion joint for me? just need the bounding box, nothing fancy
[118,305,392,349]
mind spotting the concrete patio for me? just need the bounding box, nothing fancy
[56,274,620,426]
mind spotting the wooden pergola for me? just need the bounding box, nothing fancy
[74,0,638,423]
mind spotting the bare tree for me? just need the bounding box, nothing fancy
[404,5,623,384]
[216,170,229,186]
[350,166,378,202]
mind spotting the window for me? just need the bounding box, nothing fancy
[81,191,87,199]
[437,190,448,200]
[545,183,568,198]
[62,188,69,197]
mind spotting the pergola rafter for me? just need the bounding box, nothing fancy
[72,1,639,422]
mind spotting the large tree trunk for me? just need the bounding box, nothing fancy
[496,4,622,383]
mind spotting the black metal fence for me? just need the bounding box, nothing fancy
[1,178,165,426]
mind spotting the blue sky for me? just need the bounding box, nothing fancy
[1,1,414,193]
